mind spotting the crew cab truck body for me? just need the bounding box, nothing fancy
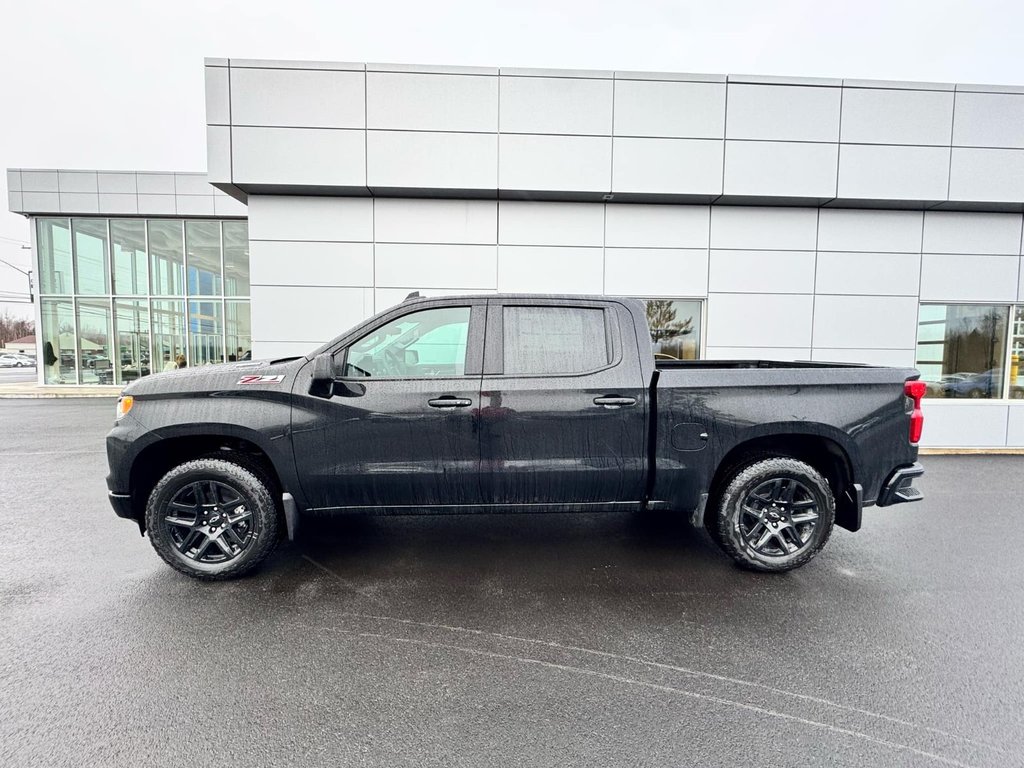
[106,294,924,580]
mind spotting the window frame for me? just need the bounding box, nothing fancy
[635,296,706,362]
[334,301,485,381]
[483,298,623,379]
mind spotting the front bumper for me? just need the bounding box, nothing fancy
[108,491,134,519]
[876,462,924,506]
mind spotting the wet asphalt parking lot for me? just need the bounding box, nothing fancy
[1,398,1022,768]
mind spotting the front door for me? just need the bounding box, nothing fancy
[477,299,648,507]
[291,301,485,510]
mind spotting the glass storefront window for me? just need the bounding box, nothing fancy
[76,299,113,385]
[225,301,251,362]
[73,220,110,295]
[189,300,223,366]
[39,299,76,384]
[916,304,1009,399]
[186,220,222,296]
[149,220,185,295]
[152,300,187,372]
[1011,307,1024,400]
[222,221,249,297]
[111,220,149,295]
[643,299,702,360]
[114,300,151,385]
[37,218,72,295]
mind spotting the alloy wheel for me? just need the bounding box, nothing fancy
[162,480,258,565]
[738,477,820,558]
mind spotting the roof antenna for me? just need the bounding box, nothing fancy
[404,291,421,301]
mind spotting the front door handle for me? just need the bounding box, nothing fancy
[593,395,637,408]
[428,397,473,409]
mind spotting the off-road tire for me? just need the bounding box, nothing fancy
[713,457,834,573]
[145,457,279,580]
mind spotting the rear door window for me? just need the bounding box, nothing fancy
[502,306,609,375]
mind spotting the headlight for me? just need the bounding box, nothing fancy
[116,395,134,420]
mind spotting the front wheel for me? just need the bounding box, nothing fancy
[712,457,835,572]
[145,458,280,580]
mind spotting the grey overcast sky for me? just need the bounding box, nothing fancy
[2,0,1024,319]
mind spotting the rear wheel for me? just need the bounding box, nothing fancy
[145,457,279,580]
[712,457,834,572]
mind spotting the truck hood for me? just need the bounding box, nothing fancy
[121,357,306,397]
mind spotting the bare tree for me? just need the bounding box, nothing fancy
[0,309,34,346]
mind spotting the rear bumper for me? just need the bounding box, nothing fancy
[876,462,924,506]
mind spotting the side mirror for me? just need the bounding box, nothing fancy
[309,353,335,398]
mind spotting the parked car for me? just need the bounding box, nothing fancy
[106,294,925,580]
[0,353,35,368]
[941,369,1001,398]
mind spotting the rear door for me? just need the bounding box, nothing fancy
[477,298,647,507]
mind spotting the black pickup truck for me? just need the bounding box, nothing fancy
[106,294,925,580]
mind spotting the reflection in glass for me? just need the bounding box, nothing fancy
[152,300,187,371]
[149,220,185,295]
[189,300,223,366]
[222,221,249,296]
[40,299,76,384]
[345,307,470,378]
[1011,307,1024,400]
[644,299,702,360]
[186,220,222,295]
[76,299,113,384]
[111,220,149,295]
[37,218,72,295]
[114,300,151,385]
[916,304,1008,399]
[503,306,606,375]
[225,301,251,362]
[73,220,110,295]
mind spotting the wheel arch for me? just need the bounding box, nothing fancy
[128,429,285,529]
[708,429,859,532]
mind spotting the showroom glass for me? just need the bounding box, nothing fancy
[152,300,187,371]
[503,306,609,375]
[76,299,113,385]
[225,301,251,362]
[186,220,222,295]
[343,306,471,378]
[73,220,110,295]
[189,300,223,365]
[643,299,702,360]
[916,304,1009,399]
[39,299,76,384]
[223,221,250,297]
[149,220,185,296]
[114,300,151,385]
[1012,307,1024,399]
[33,217,249,383]
[111,220,149,295]
[36,219,72,294]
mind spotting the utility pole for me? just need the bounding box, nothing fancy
[0,245,33,303]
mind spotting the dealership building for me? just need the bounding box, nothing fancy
[7,57,1024,448]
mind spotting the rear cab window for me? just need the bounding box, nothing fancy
[500,305,615,376]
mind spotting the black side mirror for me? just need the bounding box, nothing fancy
[309,353,335,398]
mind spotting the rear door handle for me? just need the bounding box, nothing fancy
[428,397,473,409]
[593,396,637,407]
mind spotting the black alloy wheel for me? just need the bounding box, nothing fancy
[145,458,280,580]
[163,480,258,565]
[713,457,835,572]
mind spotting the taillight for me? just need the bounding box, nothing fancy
[904,380,926,444]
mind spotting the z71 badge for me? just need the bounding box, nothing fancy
[237,374,285,385]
